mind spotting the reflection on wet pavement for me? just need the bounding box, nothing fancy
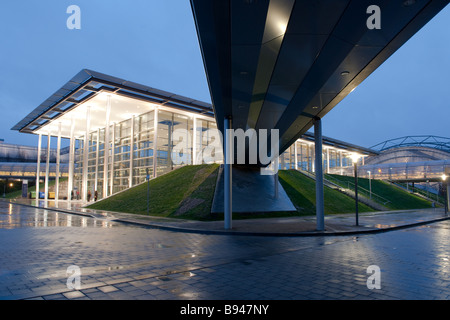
[2,199,450,301]
[0,202,114,229]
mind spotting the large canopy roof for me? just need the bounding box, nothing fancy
[190,0,448,159]
[12,69,215,138]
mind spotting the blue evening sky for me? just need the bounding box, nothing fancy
[0,1,448,149]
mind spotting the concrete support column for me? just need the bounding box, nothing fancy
[314,117,325,231]
[36,134,42,201]
[55,122,62,201]
[224,117,232,230]
[44,133,51,201]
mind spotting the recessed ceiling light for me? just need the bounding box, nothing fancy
[312,106,319,109]
[403,0,416,7]
[340,71,350,76]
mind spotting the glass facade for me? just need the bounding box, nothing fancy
[72,100,221,200]
[280,140,356,174]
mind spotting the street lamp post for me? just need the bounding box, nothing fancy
[442,174,448,215]
[351,153,360,226]
[367,170,372,199]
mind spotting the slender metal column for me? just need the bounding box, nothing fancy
[103,95,111,198]
[354,160,359,226]
[446,179,449,215]
[314,117,325,231]
[36,134,42,201]
[68,119,75,200]
[94,128,100,193]
[192,117,197,165]
[326,148,330,173]
[82,106,91,201]
[129,115,135,188]
[153,109,158,178]
[109,123,115,196]
[274,156,279,199]
[55,122,61,201]
[294,141,298,170]
[44,133,51,201]
[224,117,232,230]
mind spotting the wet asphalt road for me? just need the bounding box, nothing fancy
[1,201,450,301]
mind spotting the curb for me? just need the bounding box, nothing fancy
[5,199,450,237]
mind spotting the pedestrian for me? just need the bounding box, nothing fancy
[94,190,98,201]
[87,190,91,202]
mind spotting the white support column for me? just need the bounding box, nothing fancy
[36,134,42,201]
[326,148,330,174]
[300,143,303,170]
[110,123,115,196]
[68,119,75,200]
[129,115,135,188]
[94,128,100,193]
[274,156,279,199]
[153,108,159,178]
[314,117,325,231]
[103,95,111,198]
[447,180,450,215]
[224,117,232,230]
[82,106,91,201]
[55,122,62,201]
[44,133,51,201]
[294,141,298,170]
[306,143,310,172]
[192,117,197,165]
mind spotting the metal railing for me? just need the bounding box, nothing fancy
[324,174,391,206]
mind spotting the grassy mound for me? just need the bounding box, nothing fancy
[278,170,375,215]
[326,174,432,210]
[87,164,220,218]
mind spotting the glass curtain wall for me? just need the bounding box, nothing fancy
[73,103,223,200]
[132,111,155,185]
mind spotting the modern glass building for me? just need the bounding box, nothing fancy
[12,70,375,201]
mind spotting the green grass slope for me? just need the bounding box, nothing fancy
[278,170,374,215]
[326,174,432,210]
[87,164,220,218]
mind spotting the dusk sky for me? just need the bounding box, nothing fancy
[0,1,449,149]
